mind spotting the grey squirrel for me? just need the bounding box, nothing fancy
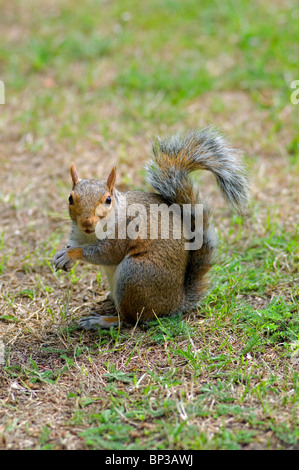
[53,128,249,330]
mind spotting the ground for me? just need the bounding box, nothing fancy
[0,0,298,450]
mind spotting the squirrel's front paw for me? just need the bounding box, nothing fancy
[53,248,74,272]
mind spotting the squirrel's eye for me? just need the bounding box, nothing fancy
[105,196,111,205]
[69,194,74,205]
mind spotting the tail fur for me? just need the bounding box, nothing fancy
[146,127,249,214]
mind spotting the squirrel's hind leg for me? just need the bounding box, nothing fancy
[78,298,120,330]
[78,312,119,330]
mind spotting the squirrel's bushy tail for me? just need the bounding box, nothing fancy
[146,127,249,214]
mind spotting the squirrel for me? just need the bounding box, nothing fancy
[53,128,249,330]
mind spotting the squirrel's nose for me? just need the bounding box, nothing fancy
[81,217,94,229]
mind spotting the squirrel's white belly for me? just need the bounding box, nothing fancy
[102,265,118,300]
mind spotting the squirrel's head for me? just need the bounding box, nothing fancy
[68,164,117,235]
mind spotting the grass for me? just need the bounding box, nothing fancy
[0,0,299,450]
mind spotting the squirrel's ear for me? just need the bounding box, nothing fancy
[107,166,116,194]
[70,164,80,188]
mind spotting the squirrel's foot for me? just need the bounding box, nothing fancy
[53,248,74,272]
[78,313,120,330]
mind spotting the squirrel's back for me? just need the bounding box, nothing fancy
[145,128,249,310]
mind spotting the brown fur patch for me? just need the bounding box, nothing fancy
[67,247,84,260]
[100,316,119,324]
